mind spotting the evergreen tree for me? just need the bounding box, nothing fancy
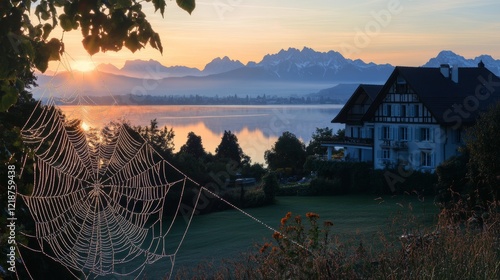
[215,130,248,165]
[179,132,206,158]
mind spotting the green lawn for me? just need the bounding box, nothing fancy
[171,194,439,276]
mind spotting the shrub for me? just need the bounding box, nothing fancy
[263,172,279,203]
[309,177,343,195]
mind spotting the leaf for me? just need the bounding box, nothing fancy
[125,32,142,53]
[0,85,19,112]
[42,23,52,40]
[115,0,132,9]
[150,32,162,54]
[152,0,166,16]
[82,34,100,55]
[46,38,63,61]
[59,14,73,31]
[176,0,195,14]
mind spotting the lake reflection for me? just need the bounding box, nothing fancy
[60,105,344,164]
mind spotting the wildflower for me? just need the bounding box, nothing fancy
[260,243,271,253]
[273,231,283,240]
[306,212,320,219]
[281,212,292,225]
[295,215,302,224]
[324,220,333,227]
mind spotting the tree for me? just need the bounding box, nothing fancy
[134,119,175,156]
[465,101,500,203]
[306,127,337,155]
[265,131,307,173]
[179,131,206,158]
[0,0,195,111]
[215,130,248,165]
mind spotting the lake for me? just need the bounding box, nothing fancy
[59,105,344,164]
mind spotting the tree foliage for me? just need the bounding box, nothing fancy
[179,131,206,158]
[215,130,248,165]
[0,0,196,111]
[465,101,500,202]
[265,131,307,172]
[134,119,175,156]
[306,127,343,155]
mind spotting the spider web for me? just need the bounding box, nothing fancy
[18,54,294,279]
[20,99,202,279]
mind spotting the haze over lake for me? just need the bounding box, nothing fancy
[60,105,344,164]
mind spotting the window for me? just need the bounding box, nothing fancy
[420,128,430,141]
[401,105,407,117]
[399,127,408,141]
[382,149,391,159]
[382,126,391,140]
[383,104,392,117]
[421,151,432,167]
[413,104,420,117]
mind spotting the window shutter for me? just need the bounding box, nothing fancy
[409,105,414,117]
[383,105,387,116]
[408,127,412,141]
[393,127,398,140]
[429,128,434,142]
[414,127,421,142]
[378,127,382,140]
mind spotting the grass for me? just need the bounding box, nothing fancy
[172,195,438,278]
[174,196,500,280]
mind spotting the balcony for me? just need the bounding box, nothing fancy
[324,137,374,148]
[380,140,408,150]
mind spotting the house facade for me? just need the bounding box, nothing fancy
[326,63,500,171]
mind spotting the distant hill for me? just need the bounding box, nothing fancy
[308,84,361,102]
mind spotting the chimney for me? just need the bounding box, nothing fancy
[440,64,450,78]
[478,60,485,68]
[451,65,458,83]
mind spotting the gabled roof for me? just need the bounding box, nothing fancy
[332,84,383,124]
[361,66,500,125]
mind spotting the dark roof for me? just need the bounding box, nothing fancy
[332,84,383,124]
[362,66,500,125]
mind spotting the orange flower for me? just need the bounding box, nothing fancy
[295,215,302,224]
[306,212,320,219]
[281,212,293,225]
[273,231,283,240]
[260,243,271,253]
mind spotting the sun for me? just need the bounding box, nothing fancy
[72,60,96,72]
[81,121,90,131]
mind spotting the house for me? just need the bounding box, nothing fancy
[325,62,500,171]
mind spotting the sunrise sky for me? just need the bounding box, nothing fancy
[49,0,500,72]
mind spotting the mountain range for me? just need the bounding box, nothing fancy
[34,48,500,101]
